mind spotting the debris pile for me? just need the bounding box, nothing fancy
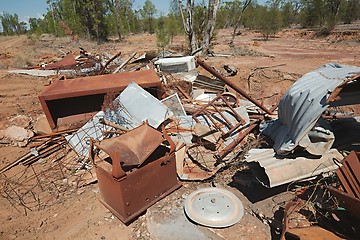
[2,50,360,238]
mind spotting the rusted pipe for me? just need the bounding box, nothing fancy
[215,121,260,161]
[196,57,273,115]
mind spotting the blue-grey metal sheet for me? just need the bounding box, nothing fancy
[245,148,343,188]
[263,63,360,155]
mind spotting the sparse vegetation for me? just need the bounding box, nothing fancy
[1,0,360,49]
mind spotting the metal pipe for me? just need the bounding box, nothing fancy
[215,121,259,161]
[196,57,273,115]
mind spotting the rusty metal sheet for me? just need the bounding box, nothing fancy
[43,53,77,70]
[281,199,343,239]
[286,226,343,240]
[328,186,360,220]
[176,145,222,181]
[90,124,181,224]
[280,198,305,240]
[335,151,360,199]
[92,122,164,167]
[38,68,164,130]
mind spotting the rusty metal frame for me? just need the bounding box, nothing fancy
[196,57,273,115]
[38,68,164,130]
[89,123,181,224]
[192,93,246,138]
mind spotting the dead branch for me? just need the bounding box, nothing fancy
[176,85,192,101]
[113,52,137,73]
[99,119,130,132]
[31,129,78,140]
[99,50,122,75]
[247,63,286,91]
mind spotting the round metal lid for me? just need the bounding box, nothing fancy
[184,187,244,228]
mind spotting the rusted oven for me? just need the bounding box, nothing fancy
[90,122,181,224]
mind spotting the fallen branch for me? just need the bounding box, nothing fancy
[31,128,78,140]
[0,137,63,173]
[176,85,192,101]
[99,119,130,132]
[113,52,137,74]
[99,50,122,75]
[252,63,286,72]
[247,63,286,91]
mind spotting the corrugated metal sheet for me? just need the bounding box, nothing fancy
[245,148,343,188]
[262,63,360,155]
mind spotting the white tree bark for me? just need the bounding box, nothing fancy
[201,0,220,56]
[186,0,197,53]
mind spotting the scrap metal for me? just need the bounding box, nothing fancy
[192,94,246,138]
[155,56,196,73]
[327,186,360,220]
[262,63,360,156]
[244,148,343,188]
[89,122,181,224]
[196,57,273,115]
[280,198,341,240]
[42,53,78,70]
[335,151,360,198]
[184,187,244,228]
[327,151,360,220]
[38,68,164,130]
[66,82,171,157]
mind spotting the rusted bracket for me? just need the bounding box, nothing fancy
[196,57,273,115]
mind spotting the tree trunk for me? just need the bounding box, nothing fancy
[230,0,251,45]
[201,0,220,56]
[110,0,122,41]
[50,1,58,37]
[183,0,197,53]
[230,25,238,45]
[115,11,122,41]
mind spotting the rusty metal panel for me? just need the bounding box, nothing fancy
[94,122,164,167]
[335,151,360,198]
[281,199,344,239]
[38,69,164,130]
[328,186,360,220]
[43,53,77,70]
[90,123,181,224]
[329,151,360,219]
[286,226,343,240]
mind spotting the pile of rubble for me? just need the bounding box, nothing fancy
[1,50,360,239]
